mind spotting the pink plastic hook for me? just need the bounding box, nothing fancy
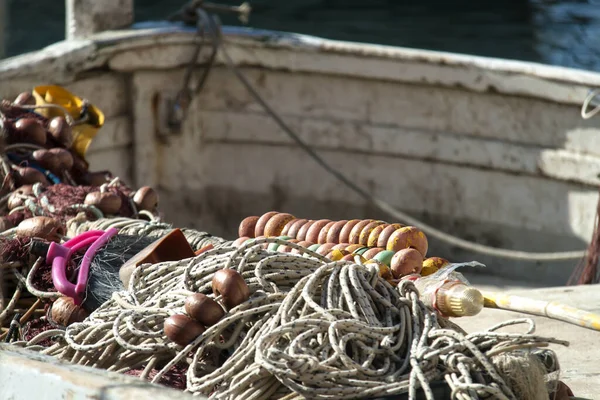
[48,228,119,304]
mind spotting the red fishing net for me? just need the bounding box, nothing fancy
[21,309,57,348]
[569,187,600,285]
[125,364,189,390]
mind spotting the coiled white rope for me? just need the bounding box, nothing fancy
[13,238,567,399]
[67,216,228,250]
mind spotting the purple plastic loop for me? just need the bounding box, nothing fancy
[49,231,104,299]
[49,228,119,304]
[47,230,105,260]
[74,228,119,304]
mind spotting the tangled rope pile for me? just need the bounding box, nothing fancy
[67,216,227,251]
[12,238,568,399]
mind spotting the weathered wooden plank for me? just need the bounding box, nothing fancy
[0,344,199,400]
[87,115,132,152]
[1,24,599,105]
[564,127,600,157]
[131,68,600,186]
[185,67,599,151]
[86,146,133,185]
[131,71,177,188]
[153,141,597,240]
[131,67,598,239]
[539,149,600,187]
[196,110,600,186]
[0,39,97,81]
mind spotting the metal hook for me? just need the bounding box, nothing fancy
[581,89,600,120]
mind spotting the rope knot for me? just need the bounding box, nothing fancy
[445,352,473,372]
[285,354,321,374]
[397,280,419,298]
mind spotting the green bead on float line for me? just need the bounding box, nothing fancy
[308,244,321,252]
[374,250,395,267]
[354,246,370,256]
[267,236,291,252]
[303,243,322,258]
[244,237,264,249]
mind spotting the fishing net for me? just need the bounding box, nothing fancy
[0,93,163,339]
[10,239,567,400]
[3,182,138,224]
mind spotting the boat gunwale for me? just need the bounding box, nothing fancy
[0,343,200,399]
[0,23,600,106]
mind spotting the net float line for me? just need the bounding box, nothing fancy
[238,212,429,258]
[232,235,451,281]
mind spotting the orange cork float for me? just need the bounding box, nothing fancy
[339,219,361,243]
[367,224,389,247]
[238,216,259,238]
[286,219,309,238]
[359,221,386,246]
[362,247,385,260]
[386,226,428,256]
[317,221,338,244]
[348,220,374,244]
[422,257,450,276]
[390,248,424,278]
[326,220,348,243]
[264,213,295,237]
[254,211,279,237]
[377,223,404,248]
[305,219,332,244]
[296,220,315,241]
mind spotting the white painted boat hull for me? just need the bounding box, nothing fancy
[0,344,199,400]
[0,24,599,286]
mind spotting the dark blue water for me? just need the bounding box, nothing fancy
[4,0,600,71]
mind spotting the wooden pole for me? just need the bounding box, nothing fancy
[0,0,6,59]
[65,0,134,40]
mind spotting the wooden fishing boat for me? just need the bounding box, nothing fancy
[1,5,599,288]
[1,2,600,398]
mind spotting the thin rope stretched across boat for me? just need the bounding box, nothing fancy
[184,9,587,262]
